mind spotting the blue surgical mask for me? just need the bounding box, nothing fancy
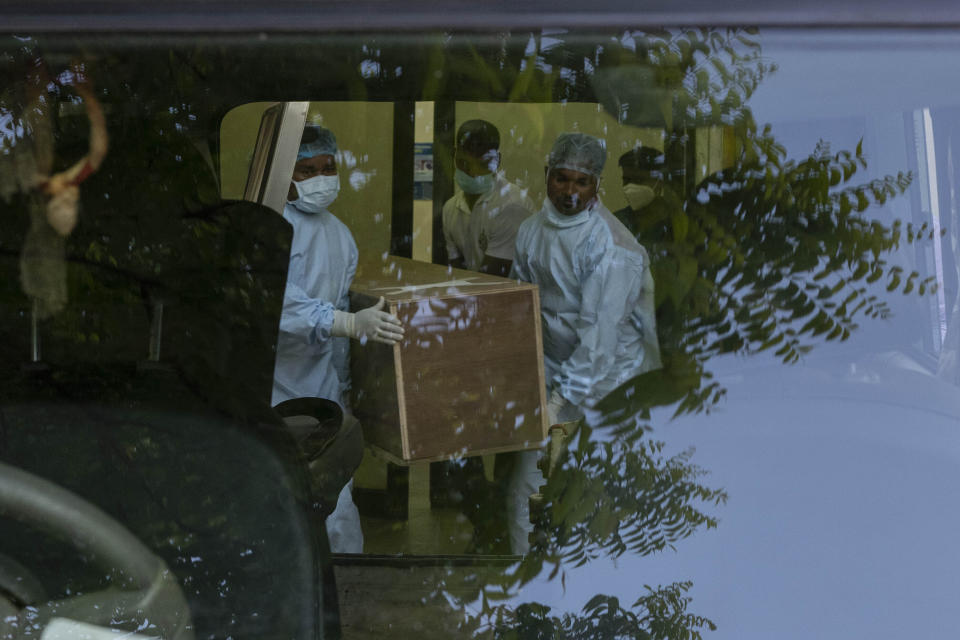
[455,169,495,196]
[292,174,340,213]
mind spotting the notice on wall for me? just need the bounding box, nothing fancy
[414,142,433,200]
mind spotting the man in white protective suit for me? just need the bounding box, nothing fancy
[509,132,662,552]
[273,124,404,553]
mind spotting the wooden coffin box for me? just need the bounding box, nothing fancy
[349,257,548,463]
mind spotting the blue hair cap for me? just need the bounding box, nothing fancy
[298,125,338,160]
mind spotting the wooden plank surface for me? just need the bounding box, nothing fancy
[350,257,547,462]
[350,339,403,457]
[353,256,537,301]
[396,288,544,459]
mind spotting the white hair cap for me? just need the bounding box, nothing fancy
[547,132,606,177]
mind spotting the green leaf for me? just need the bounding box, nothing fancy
[673,256,698,304]
[672,212,690,243]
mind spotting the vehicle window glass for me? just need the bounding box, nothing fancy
[2,26,959,640]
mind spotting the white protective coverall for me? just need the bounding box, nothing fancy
[508,196,662,552]
[272,200,363,553]
[512,196,662,409]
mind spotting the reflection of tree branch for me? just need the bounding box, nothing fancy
[609,128,923,421]
[439,427,724,622]
[535,426,726,568]
[475,582,715,640]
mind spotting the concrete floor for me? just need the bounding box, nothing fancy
[360,462,474,555]
[332,551,518,640]
[334,451,516,638]
[353,450,499,555]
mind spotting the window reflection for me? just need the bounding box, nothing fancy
[2,26,960,640]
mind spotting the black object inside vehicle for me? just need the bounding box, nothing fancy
[0,459,193,639]
[274,397,365,522]
[0,401,325,639]
[0,200,340,638]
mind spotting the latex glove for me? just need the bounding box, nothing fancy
[332,297,404,345]
[546,389,567,427]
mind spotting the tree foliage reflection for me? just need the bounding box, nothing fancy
[425,27,932,638]
[488,587,716,640]
[530,425,725,568]
[0,27,938,640]
[589,30,929,421]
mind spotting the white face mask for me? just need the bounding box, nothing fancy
[292,174,340,213]
[623,183,656,210]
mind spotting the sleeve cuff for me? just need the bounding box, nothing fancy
[311,302,337,342]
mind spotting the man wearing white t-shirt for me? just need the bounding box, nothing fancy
[435,120,536,553]
[442,119,535,276]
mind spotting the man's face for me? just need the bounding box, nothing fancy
[455,148,498,177]
[288,154,337,200]
[546,167,598,216]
